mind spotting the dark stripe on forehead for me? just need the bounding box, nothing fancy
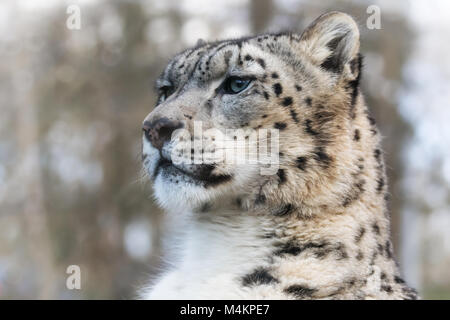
[163,35,260,91]
[195,41,243,81]
[190,50,211,82]
[168,34,258,80]
[182,42,227,82]
[203,41,234,69]
[167,43,212,81]
[180,57,204,91]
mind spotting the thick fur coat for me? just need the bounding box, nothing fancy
[140,12,418,299]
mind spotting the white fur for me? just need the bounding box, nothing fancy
[141,210,276,299]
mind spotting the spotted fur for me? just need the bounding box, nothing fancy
[140,12,418,300]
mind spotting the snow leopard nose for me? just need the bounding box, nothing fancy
[142,117,184,151]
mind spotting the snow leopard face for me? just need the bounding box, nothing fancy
[142,12,371,214]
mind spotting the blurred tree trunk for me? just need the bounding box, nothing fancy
[15,71,57,299]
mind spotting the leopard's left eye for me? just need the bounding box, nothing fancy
[223,77,252,94]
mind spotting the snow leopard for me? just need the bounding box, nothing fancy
[140,11,418,300]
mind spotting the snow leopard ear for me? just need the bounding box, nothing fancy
[298,12,360,75]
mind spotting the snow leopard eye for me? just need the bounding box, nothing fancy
[223,76,252,94]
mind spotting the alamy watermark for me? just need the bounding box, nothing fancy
[366,5,382,30]
[66,5,81,30]
[160,121,280,175]
[66,265,81,290]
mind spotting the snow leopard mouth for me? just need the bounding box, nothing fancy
[154,157,232,188]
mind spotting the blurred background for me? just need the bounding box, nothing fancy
[0,0,449,299]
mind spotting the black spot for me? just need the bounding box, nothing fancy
[276,241,332,259]
[376,177,385,193]
[277,169,286,184]
[372,222,380,236]
[305,97,312,106]
[394,276,406,284]
[304,119,319,136]
[377,243,384,255]
[256,58,266,69]
[273,83,283,96]
[313,147,332,168]
[296,156,308,171]
[355,226,366,243]
[242,268,278,287]
[385,240,393,259]
[370,251,378,265]
[281,96,293,107]
[275,241,302,256]
[312,244,333,259]
[262,114,268,118]
[274,122,287,130]
[284,285,316,299]
[271,72,279,79]
[381,285,393,294]
[356,250,364,261]
[273,204,294,216]
[374,149,381,162]
[289,109,299,123]
[354,129,360,141]
[295,85,302,91]
[263,91,269,100]
[244,54,253,61]
[342,179,366,207]
[346,278,357,287]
